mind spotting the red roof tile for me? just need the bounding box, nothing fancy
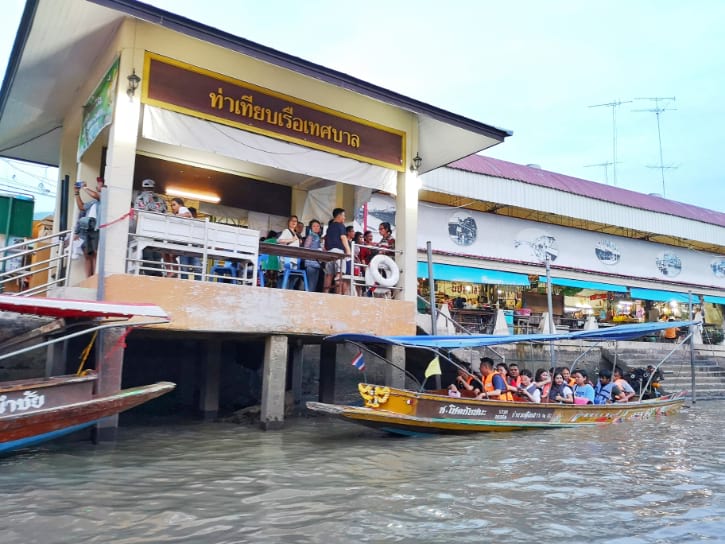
[449,155,725,228]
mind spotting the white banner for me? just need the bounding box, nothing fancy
[366,194,725,290]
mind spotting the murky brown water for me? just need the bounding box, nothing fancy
[1,402,724,543]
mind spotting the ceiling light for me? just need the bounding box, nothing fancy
[166,186,220,204]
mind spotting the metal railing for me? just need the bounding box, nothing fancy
[0,229,71,297]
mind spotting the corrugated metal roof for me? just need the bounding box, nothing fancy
[449,155,725,228]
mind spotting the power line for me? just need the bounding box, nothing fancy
[588,99,632,186]
[633,97,677,197]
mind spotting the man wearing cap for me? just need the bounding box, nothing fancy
[133,178,167,213]
[132,179,167,276]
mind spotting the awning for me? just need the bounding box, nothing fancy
[629,288,696,303]
[537,276,627,293]
[417,262,530,286]
[704,295,725,305]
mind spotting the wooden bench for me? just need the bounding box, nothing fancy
[127,211,259,285]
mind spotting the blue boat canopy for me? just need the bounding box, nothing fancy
[418,262,530,286]
[704,295,725,305]
[537,276,627,292]
[629,288,696,303]
[327,321,695,349]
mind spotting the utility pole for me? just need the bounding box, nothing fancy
[589,100,632,186]
[584,161,614,185]
[633,97,677,197]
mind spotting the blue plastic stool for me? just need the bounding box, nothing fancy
[280,258,309,291]
[210,263,237,283]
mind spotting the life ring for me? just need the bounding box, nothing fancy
[364,267,389,297]
[368,254,399,288]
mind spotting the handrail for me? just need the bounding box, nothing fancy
[0,229,71,296]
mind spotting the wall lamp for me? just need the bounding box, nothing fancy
[126,69,141,99]
[410,152,422,172]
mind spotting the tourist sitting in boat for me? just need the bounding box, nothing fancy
[506,363,524,400]
[572,369,595,404]
[534,369,552,401]
[593,369,616,404]
[495,362,514,401]
[547,372,574,403]
[475,358,509,401]
[613,368,636,402]
[516,369,541,403]
[560,367,576,387]
[448,365,481,397]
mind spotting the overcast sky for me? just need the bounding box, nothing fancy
[2,0,724,213]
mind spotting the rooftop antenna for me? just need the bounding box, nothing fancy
[633,97,677,198]
[584,161,614,185]
[589,99,632,186]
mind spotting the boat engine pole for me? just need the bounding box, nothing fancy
[688,291,696,404]
[545,254,556,366]
[426,241,441,389]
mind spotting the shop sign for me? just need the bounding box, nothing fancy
[589,293,607,300]
[78,57,119,161]
[142,53,405,171]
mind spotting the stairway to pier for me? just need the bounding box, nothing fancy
[601,343,725,400]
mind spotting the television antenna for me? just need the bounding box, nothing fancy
[633,97,677,198]
[589,99,632,186]
[584,161,614,185]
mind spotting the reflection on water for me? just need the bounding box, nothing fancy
[1,403,725,543]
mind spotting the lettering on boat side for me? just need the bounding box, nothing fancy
[427,403,553,422]
[0,390,46,414]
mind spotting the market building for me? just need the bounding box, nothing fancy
[403,155,724,340]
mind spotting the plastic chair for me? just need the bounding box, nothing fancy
[210,261,237,283]
[280,258,309,291]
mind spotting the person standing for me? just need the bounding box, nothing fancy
[303,219,323,292]
[132,178,167,276]
[277,215,302,289]
[323,208,351,294]
[377,221,395,252]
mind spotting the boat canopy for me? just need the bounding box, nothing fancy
[326,320,695,349]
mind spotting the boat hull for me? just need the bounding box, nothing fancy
[0,380,176,454]
[307,384,686,435]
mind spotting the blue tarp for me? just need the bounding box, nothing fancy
[326,321,695,349]
[537,276,627,293]
[629,288,695,303]
[704,295,725,305]
[417,262,530,286]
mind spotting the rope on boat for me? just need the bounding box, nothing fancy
[76,331,97,375]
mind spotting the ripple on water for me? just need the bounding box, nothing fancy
[1,403,724,543]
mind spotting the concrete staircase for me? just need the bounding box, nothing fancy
[601,342,725,400]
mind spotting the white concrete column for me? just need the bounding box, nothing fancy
[396,169,419,302]
[385,344,406,389]
[261,335,288,430]
[101,46,143,277]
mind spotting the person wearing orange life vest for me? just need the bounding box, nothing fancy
[506,363,524,401]
[448,365,481,397]
[495,362,515,401]
[476,358,509,401]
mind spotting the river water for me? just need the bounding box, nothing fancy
[1,402,724,544]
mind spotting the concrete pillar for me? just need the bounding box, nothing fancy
[319,342,337,404]
[93,327,125,442]
[199,339,221,420]
[291,340,304,413]
[396,168,419,303]
[385,344,406,389]
[260,335,288,430]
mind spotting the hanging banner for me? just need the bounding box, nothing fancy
[77,57,120,161]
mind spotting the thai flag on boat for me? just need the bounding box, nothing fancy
[351,351,365,371]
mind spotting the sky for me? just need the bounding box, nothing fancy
[1,0,724,213]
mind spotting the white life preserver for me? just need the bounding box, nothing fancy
[368,254,399,288]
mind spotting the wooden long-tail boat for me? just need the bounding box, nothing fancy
[307,321,692,435]
[0,295,175,454]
